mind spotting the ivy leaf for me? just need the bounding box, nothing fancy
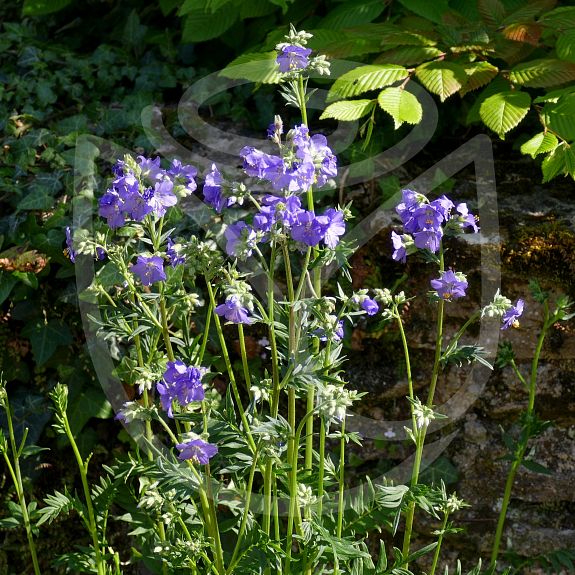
[377,87,422,129]
[327,65,409,102]
[520,132,559,158]
[220,52,281,84]
[320,99,375,121]
[460,61,499,96]
[21,320,73,366]
[415,61,467,101]
[0,272,19,305]
[479,90,531,139]
[509,59,575,88]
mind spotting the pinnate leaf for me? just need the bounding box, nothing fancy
[320,100,375,121]
[377,87,422,129]
[509,59,575,88]
[520,132,558,158]
[415,61,467,101]
[328,65,409,101]
[479,90,531,138]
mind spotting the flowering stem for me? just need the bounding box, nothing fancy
[336,416,346,539]
[196,298,213,365]
[237,324,253,399]
[491,301,550,566]
[427,248,445,408]
[2,395,41,575]
[429,511,449,575]
[159,287,175,362]
[395,306,417,432]
[205,281,256,454]
[60,404,106,575]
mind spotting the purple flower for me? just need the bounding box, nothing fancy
[290,211,324,247]
[215,295,252,324]
[240,147,283,180]
[501,299,524,330]
[225,221,257,259]
[396,189,420,224]
[413,227,443,253]
[137,155,163,181]
[157,360,205,417]
[149,179,177,217]
[430,195,454,220]
[430,270,468,301]
[122,187,154,222]
[391,231,407,263]
[405,204,444,234]
[361,298,379,316]
[273,159,315,193]
[166,237,185,267]
[129,256,166,286]
[99,190,127,229]
[203,164,227,212]
[168,159,198,192]
[455,203,479,233]
[315,320,344,342]
[317,208,345,248]
[176,439,218,464]
[276,45,312,73]
[65,227,76,263]
[96,247,107,261]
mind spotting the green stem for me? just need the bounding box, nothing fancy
[395,307,417,432]
[159,292,175,362]
[196,298,213,365]
[4,397,41,575]
[237,324,253,399]
[228,449,259,572]
[62,409,105,575]
[336,416,346,539]
[429,512,449,575]
[204,464,226,575]
[205,281,256,454]
[317,417,326,519]
[491,302,550,565]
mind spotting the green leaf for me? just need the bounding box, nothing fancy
[539,6,575,31]
[37,489,80,526]
[22,0,72,16]
[419,456,460,486]
[544,93,575,141]
[374,46,443,66]
[21,320,73,366]
[0,272,19,305]
[320,100,375,121]
[478,0,506,26]
[181,4,238,43]
[123,10,147,48]
[17,190,54,211]
[521,459,552,475]
[319,0,385,29]
[509,59,575,88]
[158,0,180,15]
[479,90,531,138]
[460,62,499,96]
[520,132,558,158]
[328,65,409,101]
[12,271,38,289]
[377,87,423,129]
[541,144,568,182]
[239,0,277,18]
[220,52,282,84]
[397,0,449,24]
[66,387,113,436]
[415,61,467,101]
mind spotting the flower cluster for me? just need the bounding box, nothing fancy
[431,270,468,301]
[176,438,218,464]
[156,360,206,418]
[482,290,525,330]
[391,189,479,261]
[98,156,197,229]
[275,26,330,76]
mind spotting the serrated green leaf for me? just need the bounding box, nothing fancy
[319,0,385,30]
[478,0,506,26]
[533,86,575,104]
[328,65,409,102]
[466,76,511,125]
[22,0,72,16]
[542,144,568,182]
[397,0,449,24]
[374,46,443,66]
[520,132,558,158]
[220,52,282,84]
[377,87,422,129]
[181,4,238,43]
[479,90,531,138]
[509,59,575,88]
[415,61,467,101]
[544,93,575,141]
[21,320,73,366]
[320,100,375,121]
[539,6,575,31]
[460,62,499,96]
